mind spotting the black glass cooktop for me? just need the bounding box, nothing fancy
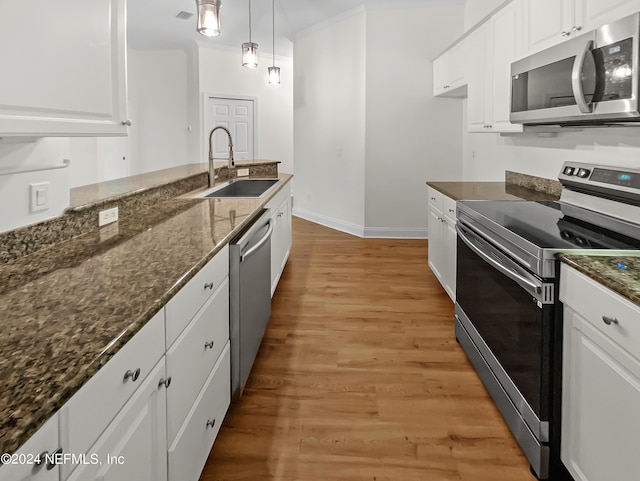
[459,200,640,250]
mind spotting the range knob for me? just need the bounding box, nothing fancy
[577,168,591,178]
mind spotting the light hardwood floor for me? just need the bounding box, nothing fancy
[200,217,533,481]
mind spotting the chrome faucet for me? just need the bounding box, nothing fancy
[208,126,235,188]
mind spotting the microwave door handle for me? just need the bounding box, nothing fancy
[456,223,543,300]
[572,39,594,113]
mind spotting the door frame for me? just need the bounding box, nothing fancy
[202,93,258,164]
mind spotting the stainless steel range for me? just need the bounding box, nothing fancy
[454,162,640,480]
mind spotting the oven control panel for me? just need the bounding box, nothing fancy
[559,162,640,193]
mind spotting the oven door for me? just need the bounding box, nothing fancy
[455,220,554,478]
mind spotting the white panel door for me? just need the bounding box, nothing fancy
[523,0,574,54]
[578,0,640,32]
[205,97,255,162]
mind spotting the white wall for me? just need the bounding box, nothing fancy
[0,139,70,232]
[293,3,464,237]
[293,9,367,233]
[364,5,464,235]
[197,45,294,175]
[464,0,509,30]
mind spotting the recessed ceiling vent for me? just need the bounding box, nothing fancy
[176,11,194,20]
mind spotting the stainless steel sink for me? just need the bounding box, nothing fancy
[196,178,280,199]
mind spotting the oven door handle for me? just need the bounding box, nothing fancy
[456,222,544,300]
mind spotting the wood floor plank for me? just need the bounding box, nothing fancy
[199,217,532,481]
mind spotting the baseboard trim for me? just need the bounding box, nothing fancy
[292,208,365,238]
[292,208,429,239]
[362,227,428,239]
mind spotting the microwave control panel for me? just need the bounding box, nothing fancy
[598,37,633,101]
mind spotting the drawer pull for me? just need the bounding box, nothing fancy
[449,208,455,214]
[430,197,436,201]
[46,448,62,470]
[124,368,141,382]
[204,282,214,290]
[158,377,172,389]
[206,419,216,429]
[602,315,619,326]
[35,451,48,468]
[204,340,215,350]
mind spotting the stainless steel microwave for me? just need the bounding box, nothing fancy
[510,13,640,125]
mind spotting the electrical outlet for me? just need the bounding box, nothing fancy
[99,207,119,227]
[237,168,250,177]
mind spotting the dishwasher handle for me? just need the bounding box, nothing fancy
[240,220,273,263]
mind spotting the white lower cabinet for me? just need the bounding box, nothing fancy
[67,358,168,481]
[266,182,293,296]
[427,187,456,302]
[0,414,60,481]
[168,343,231,481]
[560,264,640,481]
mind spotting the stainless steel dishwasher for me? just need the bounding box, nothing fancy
[229,209,272,399]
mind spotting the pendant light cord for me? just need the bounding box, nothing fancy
[272,0,275,65]
[249,0,252,43]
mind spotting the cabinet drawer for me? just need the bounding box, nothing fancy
[442,195,457,220]
[168,342,231,481]
[427,187,443,211]
[560,264,640,361]
[59,309,165,480]
[166,278,229,444]
[165,245,229,348]
[0,414,59,481]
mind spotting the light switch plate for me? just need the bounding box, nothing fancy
[30,182,50,212]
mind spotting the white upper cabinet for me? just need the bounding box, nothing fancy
[0,0,129,137]
[433,41,467,98]
[467,1,523,133]
[523,0,640,56]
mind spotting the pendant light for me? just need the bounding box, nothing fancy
[268,0,280,84]
[196,0,221,37]
[242,0,258,68]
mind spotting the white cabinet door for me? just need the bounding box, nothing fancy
[0,0,129,137]
[67,358,168,481]
[577,0,640,32]
[267,182,292,297]
[433,41,467,98]
[466,25,490,132]
[523,0,575,54]
[490,2,524,133]
[467,2,523,133]
[562,308,640,481]
[0,415,59,481]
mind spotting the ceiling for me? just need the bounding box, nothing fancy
[127,0,464,58]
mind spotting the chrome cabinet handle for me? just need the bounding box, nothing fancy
[204,282,214,290]
[561,31,570,37]
[121,119,133,126]
[124,368,141,382]
[35,451,49,468]
[572,25,582,32]
[430,196,436,201]
[158,377,172,389]
[277,211,284,217]
[602,315,619,326]
[46,448,62,470]
[206,419,216,429]
[204,340,215,350]
[448,208,455,214]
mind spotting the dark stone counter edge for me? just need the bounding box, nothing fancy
[4,175,291,456]
[558,254,640,307]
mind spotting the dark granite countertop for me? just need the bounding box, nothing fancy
[559,254,640,307]
[0,174,292,455]
[426,181,560,202]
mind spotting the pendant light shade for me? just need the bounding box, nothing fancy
[197,0,221,37]
[268,0,280,84]
[268,66,281,84]
[242,0,258,68]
